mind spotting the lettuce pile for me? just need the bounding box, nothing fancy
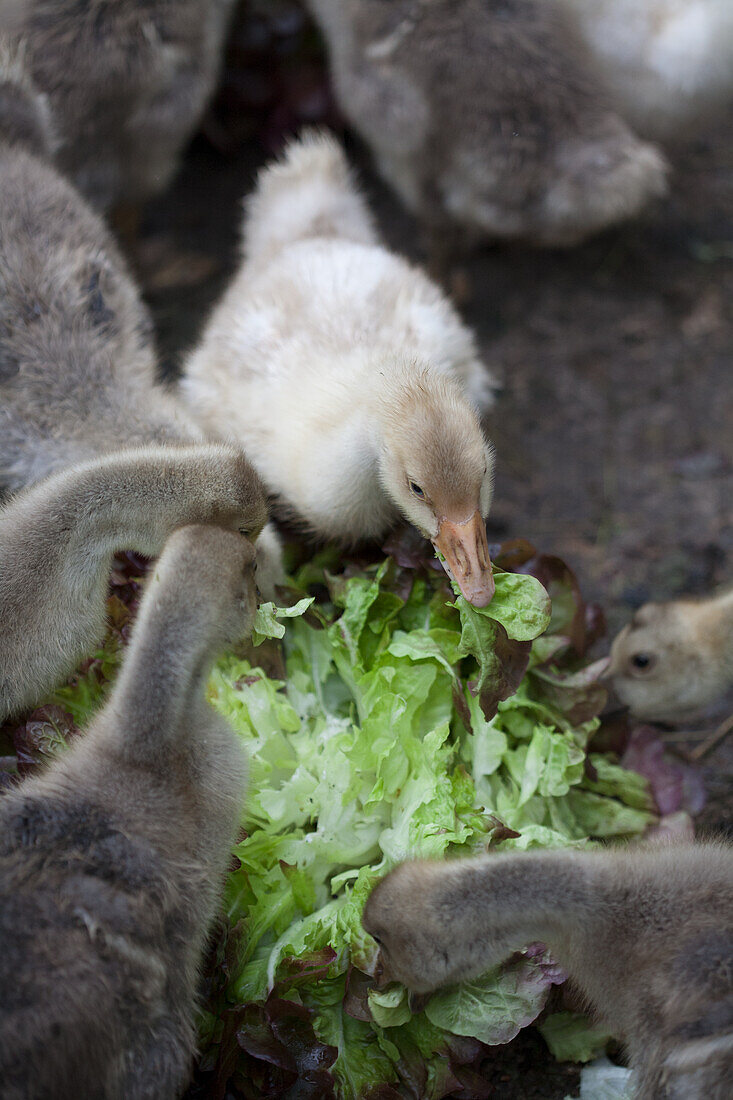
[196,540,654,1097]
[4,540,657,1098]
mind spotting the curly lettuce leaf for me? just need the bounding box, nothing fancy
[251,596,315,645]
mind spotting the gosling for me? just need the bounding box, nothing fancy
[0,524,256,1100]
[364,842,733,1100]
[609,588,733,722]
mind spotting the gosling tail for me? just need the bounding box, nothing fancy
[243,129,379,263]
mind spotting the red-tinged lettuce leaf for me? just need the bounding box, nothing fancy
[11,704,80,776]
[485,815,522,844]
[588,709,635,757]
[490,538,537,572]
[518,554,588,654]
[521,942,568,986]
[199,914,250,1010]
[343,966,374,1023]
[531,659,609,725]
[621,726,706,816]
[450,569,551,720]
[236,1004,297,1075]
[234,997,338,1100]
[645,811,695,843]
[275,947,338,993]
[108,549,149,608]
[382,526,435,571]
[583,602,608,652]
[465,623,532,722]
[455,572,551,645]
[447,1066,494,1098]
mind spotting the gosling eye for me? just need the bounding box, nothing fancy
[409,481,425,499]
[630,652,655,674]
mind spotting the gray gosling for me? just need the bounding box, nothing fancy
[0,445,267,723]
[0,37,199,495]
[609,588,733,723]
[0,1,237,210]
[363,842,733,1100]
[0,39,276,722]
[305,0,667,249]
[0,524,255,1100]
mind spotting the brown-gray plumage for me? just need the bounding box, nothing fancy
[0,0,237,210]
[0,37,201,496]
[0,445,267,722]
[0,523,254,1100]
[363,843,733,1099]
[0,40,271,723]
[306,0,668,248]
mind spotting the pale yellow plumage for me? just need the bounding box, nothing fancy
[182,131,498,604]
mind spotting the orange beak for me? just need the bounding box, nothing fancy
[433,510,494,607]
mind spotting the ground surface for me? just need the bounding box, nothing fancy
[131,18,731,1099]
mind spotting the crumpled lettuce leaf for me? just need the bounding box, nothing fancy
[251,597,315,645]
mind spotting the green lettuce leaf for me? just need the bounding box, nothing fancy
[251,596,315,645]
[538,1011,613,1063]
[424,949,565,1046]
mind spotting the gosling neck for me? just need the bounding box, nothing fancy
[441,851,596,969]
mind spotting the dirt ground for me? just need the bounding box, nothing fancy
[133,32,732,1100]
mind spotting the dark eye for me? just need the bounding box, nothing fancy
[409,482,425,499]
[630,652,654,672]
[371,932,382,945]
[239,528,251,537]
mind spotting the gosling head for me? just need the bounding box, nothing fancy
[609,599,729,723]
[378,368,495,607]
[363,860,497,996]
[163,524,260,649]
[363,862,461,994]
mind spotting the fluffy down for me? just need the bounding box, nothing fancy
[181,131,498,604]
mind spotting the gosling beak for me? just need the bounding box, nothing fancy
[433,510,494,607]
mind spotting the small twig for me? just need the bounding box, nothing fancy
[688,712,733,762]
